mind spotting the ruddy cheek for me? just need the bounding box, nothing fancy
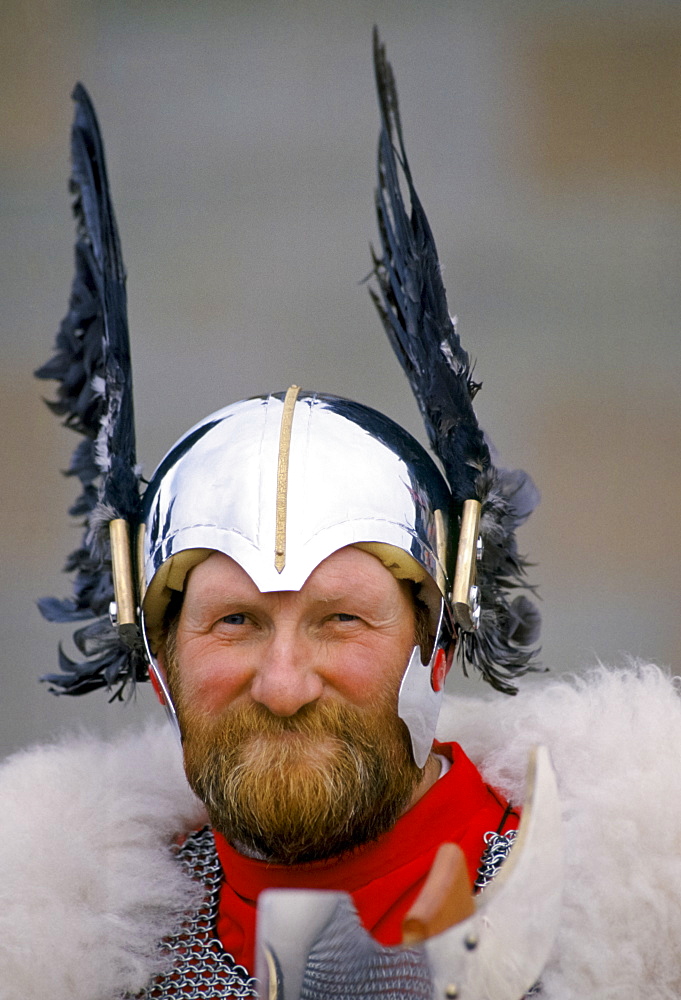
[177,648,244,713]
[327,652,392,704]
[192,676,239,715]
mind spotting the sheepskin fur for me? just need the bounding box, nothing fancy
[439,662,681,999]
[2,663,681,998]
[0,724,207,1000]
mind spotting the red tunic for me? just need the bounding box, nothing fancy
[213,741,518,974]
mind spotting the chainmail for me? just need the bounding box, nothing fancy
[474,830,543,997]
[131,826,517,998]
[296,830,521,1000]
[299,895,432,1000]
[132,826,258,999]
[473,828,518,892]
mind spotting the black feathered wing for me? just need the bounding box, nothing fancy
[370,30,541,692]
[35,83,145,697]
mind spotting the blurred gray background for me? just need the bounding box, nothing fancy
[2,0,680,758]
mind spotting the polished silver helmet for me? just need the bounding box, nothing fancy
[38,35,540,755]
[140,389,452,639]
[140,387,457,766]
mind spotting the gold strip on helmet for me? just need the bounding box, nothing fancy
[274,385,301,572]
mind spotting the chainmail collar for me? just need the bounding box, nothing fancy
[131,826,257,999]
[131,822,516,997]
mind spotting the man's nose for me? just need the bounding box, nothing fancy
[249,632,323,716]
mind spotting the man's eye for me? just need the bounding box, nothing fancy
[335,613,358,622]
[221,613,246,625]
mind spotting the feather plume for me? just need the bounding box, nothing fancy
[35,83,146,697]
[370,29,540,692]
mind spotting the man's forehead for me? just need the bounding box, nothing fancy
[185,545,402,600]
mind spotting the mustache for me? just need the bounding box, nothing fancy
[186,699,387,749]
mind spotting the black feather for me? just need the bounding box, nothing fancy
[370,29,541,692]
[35,83,143,697]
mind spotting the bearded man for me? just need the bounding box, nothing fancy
[163,547,439,868]
[4,29,538,992]
[9,26,681,1000]
[124,381,530,992]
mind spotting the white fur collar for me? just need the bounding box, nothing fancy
[2,663,681,999]
[439,662,681,998]
[0,723,207,1000]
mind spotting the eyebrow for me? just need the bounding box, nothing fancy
[184,590,259,614]
[307,588,386,610]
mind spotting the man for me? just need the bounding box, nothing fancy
[4,28,681,1000]
[127,388,528,991]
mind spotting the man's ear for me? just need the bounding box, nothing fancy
[430,641,456,693]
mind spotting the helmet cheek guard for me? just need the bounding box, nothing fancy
[398,599,456,768]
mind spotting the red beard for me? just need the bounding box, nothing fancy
[176,697,424,864]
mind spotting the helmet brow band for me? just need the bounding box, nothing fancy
[274,385,301,572]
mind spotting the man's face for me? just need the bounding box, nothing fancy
[160,546,426,863]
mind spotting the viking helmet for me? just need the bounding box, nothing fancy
[140,389,454,653]
[37,32,541,767]
[139,388,457,765]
